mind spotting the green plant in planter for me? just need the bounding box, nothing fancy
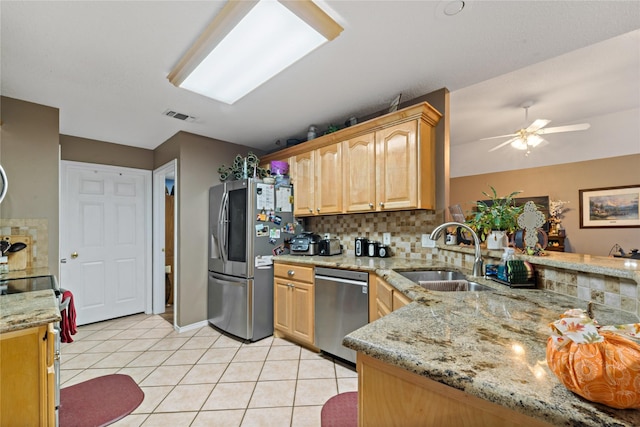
[466,186,523,241]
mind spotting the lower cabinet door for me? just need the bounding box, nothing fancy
[292,282,314,345]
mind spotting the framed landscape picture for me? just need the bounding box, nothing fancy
[579,185,640,228]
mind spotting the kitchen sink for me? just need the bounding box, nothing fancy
[398,270,467,282]
[417,280,492,292]
[397,270,492,292]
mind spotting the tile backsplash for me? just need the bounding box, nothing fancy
[306,209,443,260]
[0,218,48,269]
[308,211,639,317]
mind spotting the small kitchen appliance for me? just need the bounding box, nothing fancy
[367,240,379,257]
[354,237,368,257]
[377,243,391,258]
[319,238,341,256]
[290,232,321,255]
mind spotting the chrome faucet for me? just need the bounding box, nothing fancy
[430,222,484,277]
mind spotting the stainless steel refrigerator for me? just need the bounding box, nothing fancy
[208,178,296,341]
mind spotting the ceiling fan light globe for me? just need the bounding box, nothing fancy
[528,134,544,147]
[511,139,528,150]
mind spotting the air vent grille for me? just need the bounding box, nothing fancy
[163,109,196,122]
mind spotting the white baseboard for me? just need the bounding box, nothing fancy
[175,320,208,333]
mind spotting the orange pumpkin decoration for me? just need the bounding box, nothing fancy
[546,310,640,409]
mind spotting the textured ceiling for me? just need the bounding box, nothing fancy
[2,1,639,157]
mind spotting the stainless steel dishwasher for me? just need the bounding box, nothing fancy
[314,267,369,364]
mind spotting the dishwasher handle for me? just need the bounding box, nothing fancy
[314,274,368,287]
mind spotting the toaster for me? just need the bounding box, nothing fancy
[290,232,321,255]
[318,238,342,256]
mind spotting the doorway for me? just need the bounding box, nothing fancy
[152,160,177,327]
[60,161,151,325]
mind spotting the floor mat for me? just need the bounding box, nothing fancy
[59,374,144,427]
[321,391,358,427]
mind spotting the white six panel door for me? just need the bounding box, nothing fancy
[61,161,150,325]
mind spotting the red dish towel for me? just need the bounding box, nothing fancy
[61,290,78,343]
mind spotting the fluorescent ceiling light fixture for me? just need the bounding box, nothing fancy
[167,0,343,104]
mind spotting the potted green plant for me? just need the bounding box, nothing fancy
[466,186,523,249]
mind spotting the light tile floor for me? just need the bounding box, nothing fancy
[60,313,358,427]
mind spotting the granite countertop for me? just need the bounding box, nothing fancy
[274,254,640,427]
[0,290,61,334]
[443,244,640,282]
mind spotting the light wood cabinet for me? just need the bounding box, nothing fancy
[261,102,442,216]
[273,263,315,346]
[344,120,434,213]
[392,288,411,311]
[343,132,376,212]
[0,323,56,427]
[375,120,419,210]
[292,144,342,216]
[315,143,342,215]
[291,151,315,216]
[370,275,411,322]
[357,353,553,427]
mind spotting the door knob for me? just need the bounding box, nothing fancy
[71,252,79,259]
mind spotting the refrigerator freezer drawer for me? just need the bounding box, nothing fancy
[207,269,274,342]
[208,272,251,340]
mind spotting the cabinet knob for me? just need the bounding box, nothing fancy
[287,283,294,288]
[379,202,384,207]
[309,209,313,213]
[287,270,295,277]
[369,203,374,208]
[316,208,320,212]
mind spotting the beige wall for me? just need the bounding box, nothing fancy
[60,134,154,169]
[2,95,258,328]
[450,154,640,256]
[155,131,254,327]
[0,96,60,275]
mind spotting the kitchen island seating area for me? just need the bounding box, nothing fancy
[59,313,357,426]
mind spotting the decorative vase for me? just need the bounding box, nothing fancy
[486,230,508,250]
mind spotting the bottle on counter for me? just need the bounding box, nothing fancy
[497,247,515,282]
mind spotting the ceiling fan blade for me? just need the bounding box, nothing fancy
[525,119,551,133]
[538,123,591,134]
[488,137,519,152]
[480,133,518,141]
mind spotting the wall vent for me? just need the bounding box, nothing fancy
[163,109,196,122]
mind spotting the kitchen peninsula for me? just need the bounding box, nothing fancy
[274,251,640,427]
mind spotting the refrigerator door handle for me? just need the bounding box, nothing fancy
[209,272,246,288]
[218,191,229,263]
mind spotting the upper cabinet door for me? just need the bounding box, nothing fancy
[315,143,343,215]
[292,151,315,216]
[375,121,418,210]
[343,132,376,213]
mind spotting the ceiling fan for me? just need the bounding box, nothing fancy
[483,101,591,155]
